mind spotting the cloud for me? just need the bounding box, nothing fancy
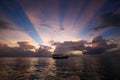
[0,40,8,47]
[91,12,120,31]
[40,24,64,30]
[0,20,9,29]
[49,40,62,46]
[0,40,52,57]
[0,20,15,30]
[60,27,64,30]
[53,40,87,54]
[40,24,53,28]
[107,33,120,38]
[0,19,38,36]
[17,41,35,49]
[0,28,39,47]
[0,20,23,32]
[107,33,120,45]
[90,25,107,31]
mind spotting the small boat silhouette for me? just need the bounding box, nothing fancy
[52,54,69,59]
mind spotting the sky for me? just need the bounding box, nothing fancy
[0,0,120,48]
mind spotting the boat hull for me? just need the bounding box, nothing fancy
[52,55,69,59]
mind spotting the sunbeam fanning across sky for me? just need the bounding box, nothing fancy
[0,0,120,48]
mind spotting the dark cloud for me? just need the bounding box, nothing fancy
[17,41,35,50]
[40,24,64,30]
[0,20,10,29]
[92,36,107,48]
[0,41,52,57]
[0,20,31,33]
[53,40,87,54]
[40,24,53,28]
[0,20,17,30]
[0,42,11,55]
[90,25,107,31]
[0,20,34,33]
[108,33,120,38]
[91,12,120,31]
[49,40,62,46]
[107,33,120,45]
[51,40,87,48]
[51,36,118,55]
[60,27,64,30]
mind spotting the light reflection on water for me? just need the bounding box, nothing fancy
[0,55,120,80]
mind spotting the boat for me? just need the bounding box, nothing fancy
[52,54,69,59]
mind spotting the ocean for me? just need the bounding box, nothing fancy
[0,55,120,80]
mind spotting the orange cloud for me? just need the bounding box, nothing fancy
[0,27,39,48]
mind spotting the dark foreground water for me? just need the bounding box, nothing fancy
[0,55,120,80]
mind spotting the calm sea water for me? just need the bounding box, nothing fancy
[0,55,120,80]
